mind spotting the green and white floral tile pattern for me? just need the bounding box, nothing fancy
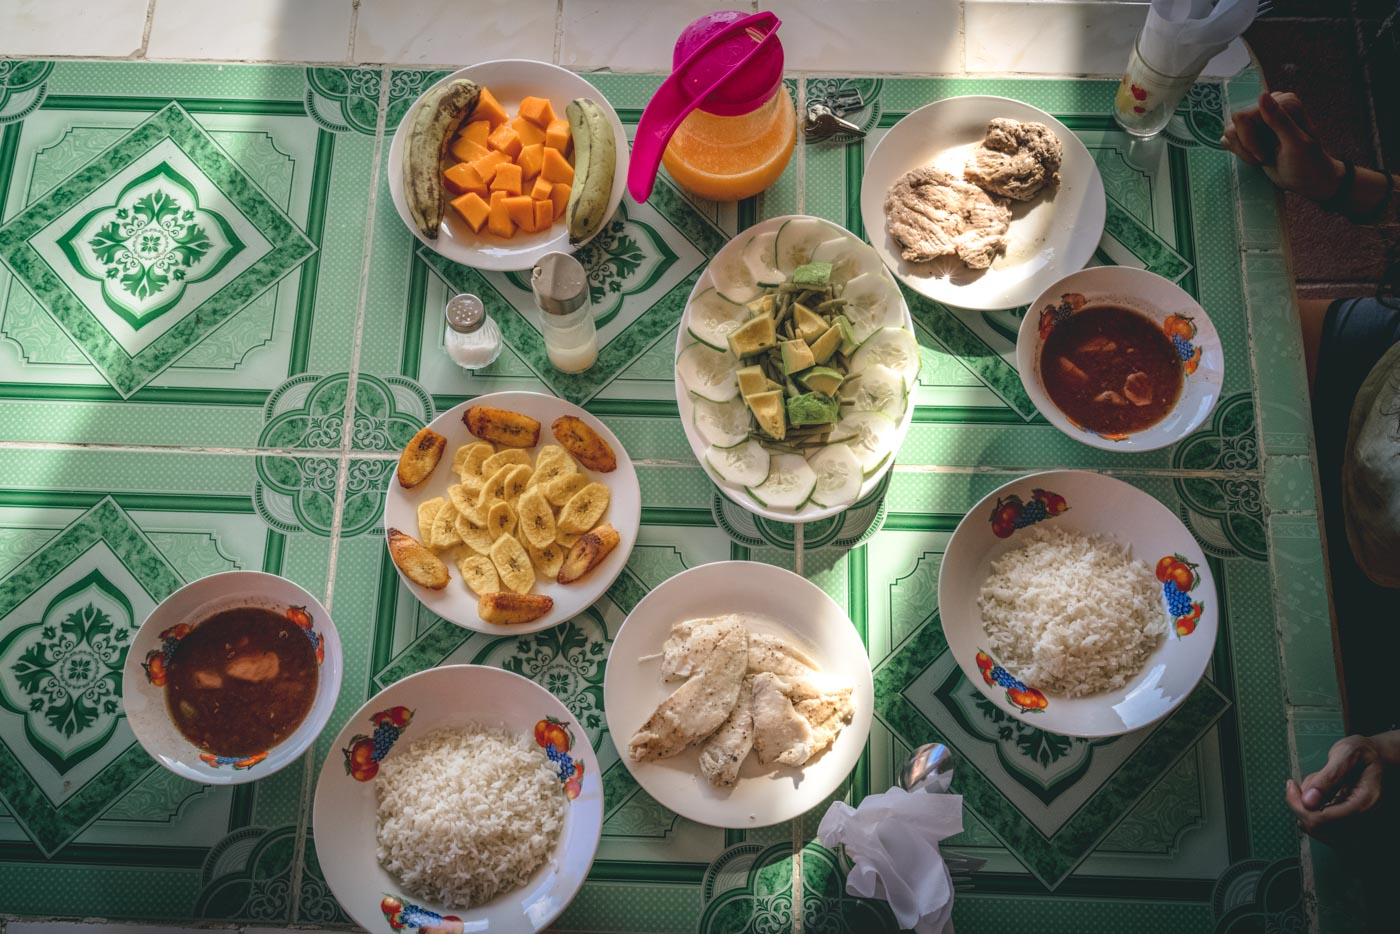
[0,446,331,922]
[0,62,377,450]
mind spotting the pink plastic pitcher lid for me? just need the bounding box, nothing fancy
[674,10,785,116]
[626,10,784,203]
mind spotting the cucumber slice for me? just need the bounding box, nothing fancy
[678,341,740,402]
[841,273,902,344]
[707,439,771,487]
[851,327,921,387]
[693,395,752,448]
[811,236,885,286]
[743,230,783,284]
[807,444,864,509]
[687,288,751,351]
[747,453,817,510]
[708,243,760,303]
[828,410,899,474]
[841,363,907,419]
[775,218,835,274]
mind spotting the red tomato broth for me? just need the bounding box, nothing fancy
[165,606,319,757]
[1039,305,1183,434]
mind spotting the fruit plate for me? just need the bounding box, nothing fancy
[386,59,628,272]
[381,391,640,635]
[674,214,917,524]
[860,95,1105,311]
[938,470,1217,738]
[122,571,342,785]
[313,665,603,934]
[603,561,874,828]
[1016,265,1223,452]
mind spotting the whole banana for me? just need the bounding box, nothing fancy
[564,98,617,245]
[402,78,480,240]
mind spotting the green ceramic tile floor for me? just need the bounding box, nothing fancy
[0,62,1348,932]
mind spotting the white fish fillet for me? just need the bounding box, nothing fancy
[794,687,854,758]
[661,614,742,681]
[629,618,747,761]
[698,677,755,787]
[751,672,814,767]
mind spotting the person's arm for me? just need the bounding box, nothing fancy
[1223,92,1397,223]
[1284,730,1399,842]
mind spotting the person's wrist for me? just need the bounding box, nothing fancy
[1310,156,1346,201]
[1316,157,1355,210]
[1372,729,1400,766]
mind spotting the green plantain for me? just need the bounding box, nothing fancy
[402,78,480,239]
[564,98,617,245]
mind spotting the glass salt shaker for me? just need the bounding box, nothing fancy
[531,252,598,374]
[443,293,502,371]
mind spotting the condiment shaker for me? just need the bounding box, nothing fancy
[531,252,598,373]
[443,293,503,371]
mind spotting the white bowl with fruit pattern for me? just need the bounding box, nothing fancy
[313,664,602,934]
[122,571,342,785]
[938,470,1217,738]
[1016,265,1223,452]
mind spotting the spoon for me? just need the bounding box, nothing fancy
[896,742,954,791]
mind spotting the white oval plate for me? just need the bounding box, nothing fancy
[860,95,1105,311]
[938,470,1217,738]
[386,59,629,272]
[603,561,874,828]
[674,214,917,524]
[382,391,640,635]
[313,665,602,934]
[123,571,342,785]
[1017,265,1223,452]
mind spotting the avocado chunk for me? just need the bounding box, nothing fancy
[747,390,787,440]
[793,303,829,343]
[746,294,775,317]
[787,392,841,427]
[736,364,767,399]
[798,366,844,396]
[727,314,777,357]
[780,339,816,374]
[808,325,842,364]
[792,262,833,288]
[832,314,859,355]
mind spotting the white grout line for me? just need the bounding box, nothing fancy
[554,0,566,67]
[347,0,362,65]
[792,821,804,934]
[794,77,806,216]
[0,48,1206,83]
[323,63,392,607]
[0,440,356,457]
[140,0,158,58]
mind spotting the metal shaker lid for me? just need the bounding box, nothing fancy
[445,293,486,333]
[531,252,589,316]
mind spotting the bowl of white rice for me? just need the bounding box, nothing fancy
[312,664,602,932]
[938,470,1217,737]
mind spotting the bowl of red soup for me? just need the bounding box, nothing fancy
[122,571,342,784]
[1017,266,1223,451]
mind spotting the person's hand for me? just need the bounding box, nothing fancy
[1285,734,1386,843]
[1223,92,1345,202]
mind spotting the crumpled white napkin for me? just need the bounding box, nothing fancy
[1141,0,1258,76]
[817,779,964,934]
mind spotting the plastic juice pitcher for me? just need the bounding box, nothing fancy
[628,10,795,203]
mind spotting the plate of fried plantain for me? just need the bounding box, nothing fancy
[383,391,640,634]
[386,59,628,272]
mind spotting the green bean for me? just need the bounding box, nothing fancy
[817,298,848,313]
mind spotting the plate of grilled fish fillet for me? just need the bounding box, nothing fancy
[603,561,874,828]
[860,95,1105,311]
